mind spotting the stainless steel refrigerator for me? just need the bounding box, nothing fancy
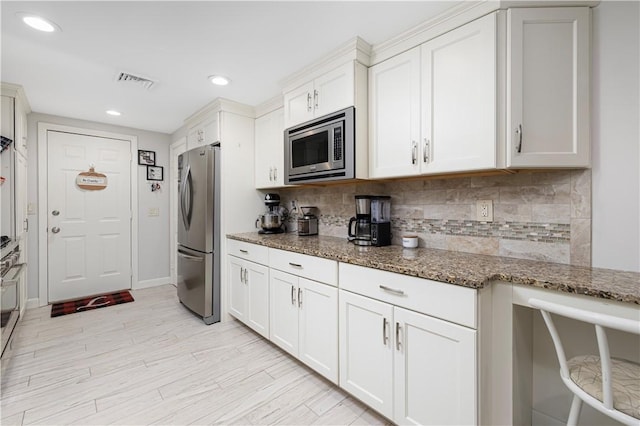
[177,144,220,324]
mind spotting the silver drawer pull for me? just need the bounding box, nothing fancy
[288,262,302,268]
[239,249,248,254]
[379,285,405,296]
[396,322,402,351]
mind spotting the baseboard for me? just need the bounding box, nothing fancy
[134,276,172,290]
[26,298,41,310]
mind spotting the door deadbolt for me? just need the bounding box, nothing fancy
[51,227,60,234]
[52,210,60,216]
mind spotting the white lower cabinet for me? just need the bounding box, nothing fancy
[227,255,270,338]
[339,263,477,425]
[270,269,338,384]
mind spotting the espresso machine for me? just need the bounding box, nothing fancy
[257,193,287,234]
[348,195,392,246]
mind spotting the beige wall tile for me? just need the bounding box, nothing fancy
[571,170,591,219]
[570,218,592,267]
[499,184,571,205]
[531,204,571,224]
[445,235,500,256]
[499,239,570,264]
[423,204,475,220]
[494,204,533,222]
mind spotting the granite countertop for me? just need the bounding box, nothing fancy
[227,232,640,305]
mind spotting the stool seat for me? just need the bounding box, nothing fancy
[568,355,640,419]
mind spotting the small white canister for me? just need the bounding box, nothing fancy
[402,235,418,248]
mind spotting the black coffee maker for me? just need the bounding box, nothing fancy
[347,195,391,246]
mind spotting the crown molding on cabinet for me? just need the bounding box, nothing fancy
[184,97,255,128]
[254,95,284,118]
[369,0,599,65]
[280,36,372,93]
[1,82,31,113]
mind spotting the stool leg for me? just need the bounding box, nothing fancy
[567,394,583,426]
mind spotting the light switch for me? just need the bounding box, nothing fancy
[27,202,36,215]
[148,207,159,217]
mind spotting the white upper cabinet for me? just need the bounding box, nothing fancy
[284,62,356,128]
[254,107,286,189]
[369,13,497,179]
[507,7,590,168]
[368,47,421,178]
[187,113,219,150]
[422,13,497,174]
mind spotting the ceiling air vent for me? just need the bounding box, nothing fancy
[116,71,157,90]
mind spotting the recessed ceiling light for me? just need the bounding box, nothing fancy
[106,110,121,116]
[16,13,60,32]
[209,75,230,86]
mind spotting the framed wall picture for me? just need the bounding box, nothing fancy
[147,165,164,181]
[138,150,156,166]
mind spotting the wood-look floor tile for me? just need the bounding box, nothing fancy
[0,285,390,426]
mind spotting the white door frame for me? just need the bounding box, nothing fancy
[169,137,187,285]
[37,122,138,306]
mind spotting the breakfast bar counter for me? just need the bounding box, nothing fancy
[227,232,640,305]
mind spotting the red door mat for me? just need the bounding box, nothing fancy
[51,290,134,317]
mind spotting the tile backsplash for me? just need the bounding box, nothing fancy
[275,170,591,266]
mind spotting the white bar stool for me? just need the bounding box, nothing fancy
[529,298,640,426]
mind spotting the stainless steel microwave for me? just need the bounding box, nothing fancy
[285,106,355,184]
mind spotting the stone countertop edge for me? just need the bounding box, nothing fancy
[227,233,640,306]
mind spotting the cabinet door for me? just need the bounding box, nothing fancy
[393,307,477,426]
[14,95,27,157]
[202,113,219,145]
[227,256,246,322]
[186,126,202,150]
[1,96,14,141]
[422,13,497,174]
[245,261,270,339]
[313,62,354,118]
[298,278,338,384]
[339,290,394,419]
[284,81,314,128]
[269,269,299,357]
[507,7,590,167]
[255,108,285,189]
[369,47,421,178]
[15,151,28,244]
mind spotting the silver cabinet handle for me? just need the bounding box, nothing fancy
[307,93,312,111]
[239,249,248,254]
[423,138,429,163]
[244,268,248,284]
[51,227,60,234]
[382,318,389,346]
[240,267,244,283]
[24,218,28,232]
[273,167,277,181]
[269,167,273,181]
[411,141,417,165]
[396,322,402,351]
[314,90,319,109]
[516,124,523,153]
[298,288,302,307]
[379,285,405,296]
[288,262,302,268]
[291,285,296,305]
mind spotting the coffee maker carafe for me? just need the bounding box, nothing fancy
[348,195,391,246]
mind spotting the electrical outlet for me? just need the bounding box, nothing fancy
[476,200,493,222]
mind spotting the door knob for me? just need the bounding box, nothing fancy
[52,210,60,216]
[51,227,60,234]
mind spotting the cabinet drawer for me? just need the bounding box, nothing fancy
[227,239,269,265]
[269,248,338,286]
[339,263,476,328]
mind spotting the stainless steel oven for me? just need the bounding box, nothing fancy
[285,106,355,184]
[1,246,22,358]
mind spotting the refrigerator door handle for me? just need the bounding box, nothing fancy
[178,250,204,262]
[180,164,192,230]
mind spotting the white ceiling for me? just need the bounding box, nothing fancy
[1,1,462,134]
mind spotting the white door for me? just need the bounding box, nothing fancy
[269,269,299,357]
[422,13,497,174]
[245,261,269,338]
[283,81,314,128]
[339,290,394,419]
[298,278,338,384]
[368,47,421,178]
[393,307,477,425]
[47,131,131,302]
[255,108,285,189]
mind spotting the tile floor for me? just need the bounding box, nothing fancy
[0,285,390,425]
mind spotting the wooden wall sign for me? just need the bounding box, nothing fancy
[76,167,108,190]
